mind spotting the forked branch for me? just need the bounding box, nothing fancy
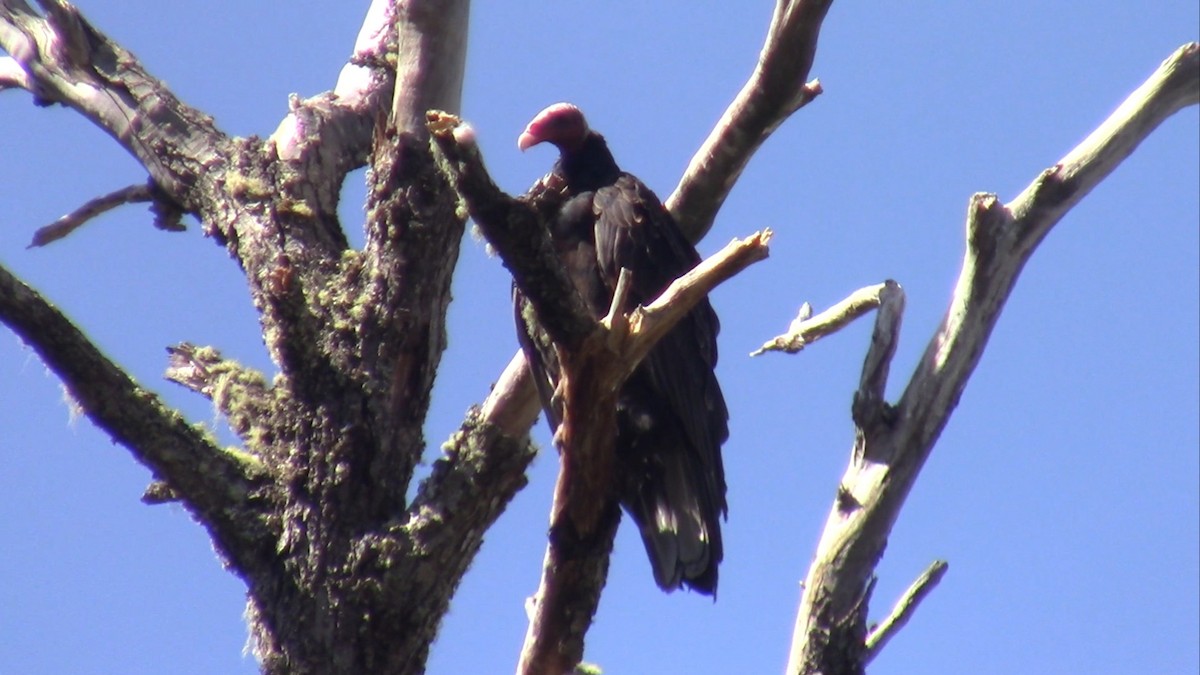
[0,0,224,204]
[461,0,835,451]
[424,13,839,656]
[428,109,770,675]
[752,281,904,357]
[780,43,1199,674]
[516,232,769,675]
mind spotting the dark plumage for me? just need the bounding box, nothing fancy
[515,103,729,594]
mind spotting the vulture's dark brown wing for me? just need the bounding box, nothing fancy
[593,174,729,594]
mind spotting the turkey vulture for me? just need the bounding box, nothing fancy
[515,102,729,594]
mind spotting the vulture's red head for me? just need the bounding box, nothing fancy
[517,102,589,152]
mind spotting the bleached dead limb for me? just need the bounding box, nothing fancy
[478,351,544,438]
[864,560,949,665]
[270,0,394,161]
[752,281,904,356]
[627,232,773,373]
[784,43,1199,674]
[0,54,27,89]
[601,268,634,347]
[667,0,832,242]
[390,0,468,134]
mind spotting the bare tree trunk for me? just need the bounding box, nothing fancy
[1,1,1194,674]
[0,1,520,672]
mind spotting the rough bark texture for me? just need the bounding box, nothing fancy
[430,112,771,674]
[0,1,510,673]
[2,1,1194,674]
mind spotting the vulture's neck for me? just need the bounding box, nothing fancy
[557,132,621,192]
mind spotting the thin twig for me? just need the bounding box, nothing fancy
[602,267,634,345]
[28,183,153,248]
[864,560,949,664]
[752,280,901,356]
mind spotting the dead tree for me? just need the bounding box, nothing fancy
[0,1,1195,674]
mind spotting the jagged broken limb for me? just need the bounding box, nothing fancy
[780,43,1199,674]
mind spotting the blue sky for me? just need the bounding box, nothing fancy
[1,2,1196,674]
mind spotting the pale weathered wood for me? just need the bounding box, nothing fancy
[781,42,1200,675]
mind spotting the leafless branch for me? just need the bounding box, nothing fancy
[27,183,154,247]
[6,0,343,393]
[625,232,773,374]
[601,268,634,340]
[478,351,545,438]
[441,4,839,621]
[269,0,396,166]
[445,0,836,540]
[268,0,466,203]
[864,560,949,664]
[784,43,1200,674]
[425,14,836,654]
[0,0,225,204]
[518,231,770,675]
[0,53,27,89]
[164,343,275,451]
[397,406,539,669]
[667,0,833,242]
[752,281,904,356]
[0,0,399,252]
[1,2,513,671]
[428,105,771,675]
[390,0,469,134]
[900,41,1199,438]
[0,261,274,575]
[855,280,905,411]
[34,0,391,205]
